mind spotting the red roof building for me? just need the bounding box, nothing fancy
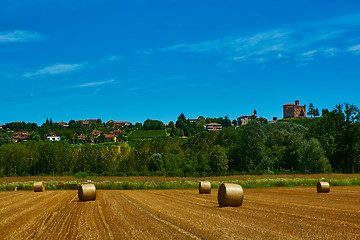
[283,100,306,119]
[92,130,102,137]
[54,121,69,127]
[78,134,87,141]
[205,123,222,131]
[87,119,100,123]
[237,110,257,125]
[113,121,131,127]
[105,134,117,142]
[11,132,30,142]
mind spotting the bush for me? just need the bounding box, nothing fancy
[75,171,88,178]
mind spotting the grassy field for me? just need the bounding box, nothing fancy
[127,129,167,147]
[128,130,166,139]
[1,174,359,191]
[277,117,320,129]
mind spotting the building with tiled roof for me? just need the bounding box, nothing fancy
[78,134,87,141]
[46,133,61,141]
[54,121,69,127]
[92,130,102,137]
[105,134,117,142]
[113,121,131,127]
[87,119,100,123]
[11,132,30,142]
[205,123,222,131]
[283,100,306,119]
[237,110,257,126]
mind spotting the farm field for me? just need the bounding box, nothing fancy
[0,186,359,239]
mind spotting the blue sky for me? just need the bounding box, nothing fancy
[1,0,360,125]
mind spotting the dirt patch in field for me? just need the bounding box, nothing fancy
[0,186,359,239]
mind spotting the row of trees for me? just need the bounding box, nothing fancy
[0,103,359,176]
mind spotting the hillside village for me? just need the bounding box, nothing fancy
[0,101,358,177]
[0,100,312,144]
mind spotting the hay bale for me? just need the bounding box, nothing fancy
[218,183,244,207]
[317,181,330,193]
[199,181,211,194]
[34,182,45,192]
[78,184,96,201]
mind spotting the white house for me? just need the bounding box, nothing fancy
[47,135,61,141]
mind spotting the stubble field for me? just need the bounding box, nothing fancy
[0,186,359,239]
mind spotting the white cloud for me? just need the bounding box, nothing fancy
[74,79,115,88]
[302,50,317,56]
[323,48,337,57]
[0,30,46,43]
[160,14,360,65]
[348,44,360,54]
[299,50,317,62]
[23,63,85,77]
[101,55,125,64]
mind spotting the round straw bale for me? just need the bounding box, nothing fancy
[218,183,244,207]
[78,184,96,201]
[317,181,330,193]
[199,181,211,194]
[34,182,45,192]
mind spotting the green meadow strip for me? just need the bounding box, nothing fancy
[1,177,360,191]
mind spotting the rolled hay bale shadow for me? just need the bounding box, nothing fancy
[34,182,45,192]
[218,183,244,207]
[199,181,211,194]
[78,184,96,201]
[317,181,330,193]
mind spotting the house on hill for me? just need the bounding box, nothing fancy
[47,133,61,141]
[237,110,257,126]
[113,121,131,127]
[205,123,222,131]
[11,132,30,142]
[78,134,87,141]
[283,100,306,119]
[105,134,117,142]
[87,119,100,124]
[92,130,102,137]
[54,121,69,128]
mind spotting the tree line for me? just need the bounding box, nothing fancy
[0,103,359,177]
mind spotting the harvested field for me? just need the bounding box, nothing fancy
[0,186,359,239]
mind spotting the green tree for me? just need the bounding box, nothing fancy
[197,116,206,125]
[300,138,331,173]
[0,134,11,146]
[233,120,266,172]
[309,103,360,173]
[232,119,237,126]
[209,145,228,175]
[307,103,316,117]
[148,153,164,172]
[314,108,320,117]
[167,121,176,136]
[143,119,165,130]
[222,116,232,128]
